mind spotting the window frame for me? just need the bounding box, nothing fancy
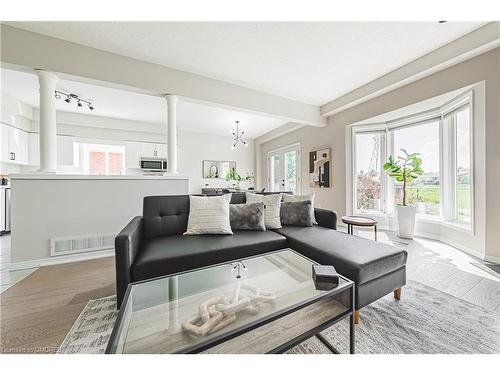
[443,102,474,230]
[351,91,474,232]
[389,116,443,219]
[82,143,126,176]
[352,129,387,215]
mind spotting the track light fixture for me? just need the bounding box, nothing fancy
[55,90,94,110]
[230,120,248,150]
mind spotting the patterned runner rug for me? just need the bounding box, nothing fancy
[58,280,500,354]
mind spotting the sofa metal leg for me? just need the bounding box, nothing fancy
[354,310,360,324]
[394,288,402,300]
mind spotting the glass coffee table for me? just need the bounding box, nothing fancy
[106,249,355,354]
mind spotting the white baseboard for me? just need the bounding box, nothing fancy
[9,248,115,271]
[341,222,489,262]
[438,237,485,260]
[484,255,500,265]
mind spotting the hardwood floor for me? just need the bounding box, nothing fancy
[355,229,500,312]
[0,257,115,353]
[0,229,499,353]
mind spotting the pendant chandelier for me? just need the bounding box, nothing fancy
[230,120,248,150]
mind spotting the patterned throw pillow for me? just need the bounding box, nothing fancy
[184,194,233,235]
[282,193,317,224]
[246,193,282,229]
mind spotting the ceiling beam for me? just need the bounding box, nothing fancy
[321,22,500,117]
[0,24,326,127]
[254,122,305,145]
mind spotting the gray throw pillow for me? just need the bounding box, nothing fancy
[230,202,266,231]
[282,193,317,224]
[280,200,313,227]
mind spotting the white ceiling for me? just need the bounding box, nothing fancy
[6,21,486,106]
[0,68,286,138]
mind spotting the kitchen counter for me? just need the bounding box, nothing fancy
[9,174,189,268]
[9,174,187,180]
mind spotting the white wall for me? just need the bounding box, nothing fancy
[178,131,254,193]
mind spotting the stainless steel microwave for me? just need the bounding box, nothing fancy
[140,158,167,171]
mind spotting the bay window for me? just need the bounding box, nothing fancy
[352,92,473,230]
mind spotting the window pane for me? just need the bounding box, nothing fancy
[269,154,281,192]
[284,150,297,194]
[456,108,471,223]
[89,151,106,175]
[108,152,124,175]
[355,133,382,212]
[393,121,440,216]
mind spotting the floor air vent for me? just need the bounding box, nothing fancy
[50,233,116,256]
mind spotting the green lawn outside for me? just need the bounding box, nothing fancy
[406,184,470,218]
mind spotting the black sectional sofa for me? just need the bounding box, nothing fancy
[115,193,408,323]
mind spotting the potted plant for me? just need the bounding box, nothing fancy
[383,149,424,239]
[225,168,254,190]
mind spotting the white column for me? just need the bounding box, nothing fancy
[165,95,178,174]
[36,70,59,173]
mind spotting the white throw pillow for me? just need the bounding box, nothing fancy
[246,193,282,229]
[282,193,317,224]
[185,194,233,235]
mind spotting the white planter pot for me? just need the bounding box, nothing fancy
[396,205,416,239]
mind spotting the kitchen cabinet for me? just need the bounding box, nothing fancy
[26,134,77,167]
[0,188,5,233]
[125,142,141,169]
[140,142,166,158]
[156,143,166,158]
[1,124,29,165]
[0,125,9,162]
[57,136,76,166]
[28,133,40,166]
[140,142,155,158]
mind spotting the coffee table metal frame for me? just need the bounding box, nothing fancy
[105,249,355,354]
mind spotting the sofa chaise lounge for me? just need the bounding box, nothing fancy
[115,193,408,323]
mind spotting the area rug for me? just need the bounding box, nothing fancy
[58,280,500,354]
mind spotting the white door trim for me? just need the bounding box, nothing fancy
[267,143,302,194]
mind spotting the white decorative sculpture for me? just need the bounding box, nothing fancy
[181,282,276,337]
